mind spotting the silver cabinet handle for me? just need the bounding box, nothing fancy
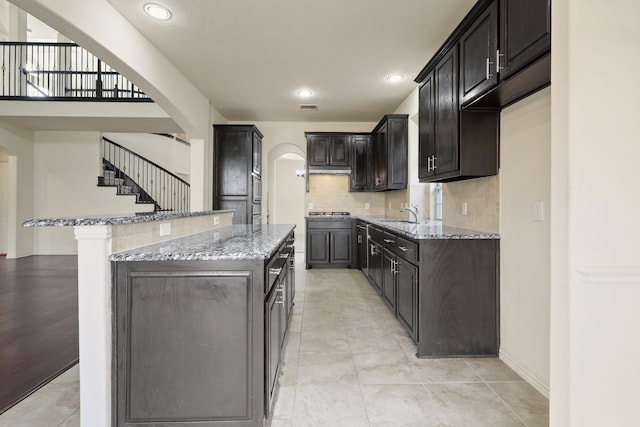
[279,253,289,259]
[358,235,362,243]
[269,267,282,275]
[432,155,437,169]
[398,246,409,252]
[383,239,394,243]
[427,156,431,171]
[370,244,375,256]
[496,49,504,72]
[486,57,494,79]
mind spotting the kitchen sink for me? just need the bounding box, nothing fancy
[377,219,415,224]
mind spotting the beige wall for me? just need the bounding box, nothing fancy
[0,152,7,254]
[0,122,34,258]
[499,87,551,396]
[273,155,306,252]
[551,1,640,426]
[33,131,154,254]
[441,176,499,233]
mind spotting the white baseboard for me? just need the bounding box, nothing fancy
[499,348,550,399]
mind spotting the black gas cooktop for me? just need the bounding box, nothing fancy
[308,211,351,216]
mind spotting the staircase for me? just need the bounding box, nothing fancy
[98,137,190,213]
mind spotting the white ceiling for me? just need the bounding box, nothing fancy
[106,0,476,122]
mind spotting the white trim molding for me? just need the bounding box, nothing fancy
[499,349,550,399]
[577,266,640,285]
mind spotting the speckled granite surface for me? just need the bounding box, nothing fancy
[22,210,234,227]
[356,216,500,240]
[305,215,355,221]
[110,224,295,262]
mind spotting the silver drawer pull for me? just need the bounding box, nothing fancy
[398,246,409,252]
[279,253,289,258]
[269,267,282,275]
[383,239,394,243]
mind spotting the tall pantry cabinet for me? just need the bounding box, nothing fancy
[213,125,263,225]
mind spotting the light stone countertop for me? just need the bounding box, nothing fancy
[22,210,234,227]
[109,224,296,262]
[350,216,499,240]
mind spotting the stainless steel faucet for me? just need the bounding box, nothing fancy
[400,205,419,223]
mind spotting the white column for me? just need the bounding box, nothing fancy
[74,225,112,427]
[189,137,205,211]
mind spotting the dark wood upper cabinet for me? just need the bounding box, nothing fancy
[418,72,436,181]
[306,134,350,169]
[416,0,549,183]
[307,135,331,166]
[350,134,372,192]
[500,0,551,80]
[252,133,262,176]
[459,0,499,105]
[330,135,350,166]
[372,114,408,191]
[433,48,460,176]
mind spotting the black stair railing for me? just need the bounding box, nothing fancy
[0,42,151,101]
[102,137,190,212]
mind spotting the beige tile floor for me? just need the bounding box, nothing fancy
[0,254,548,426]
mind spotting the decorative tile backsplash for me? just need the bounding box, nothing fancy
[306,175,385,216]
[442,175,500,233]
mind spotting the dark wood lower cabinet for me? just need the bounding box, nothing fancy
[356,220,498,358]
[112,232,295,427]
[305,218,354,269]
[396,257,418,341]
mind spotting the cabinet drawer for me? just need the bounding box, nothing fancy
[396,236,418,263]
[307,220,353,229]
[383,232,397,246]
[367,225,383,244]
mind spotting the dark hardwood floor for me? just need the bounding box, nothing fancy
[0,255,78,414]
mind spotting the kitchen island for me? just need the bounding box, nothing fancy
[110,224,295,427]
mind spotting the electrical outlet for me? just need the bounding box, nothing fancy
[365,202,370,210]
[159,223,171,236]
[533,201,545,221]
[309,202,313,210]
[213,215,220,225]
[462,202,468,216]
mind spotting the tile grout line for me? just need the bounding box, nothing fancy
[485,381,529,427]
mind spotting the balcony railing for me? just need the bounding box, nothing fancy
[0,42,151,101]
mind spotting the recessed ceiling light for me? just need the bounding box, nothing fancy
[296,89,313,98]
[386,74,405,83]
[144,3,172,20]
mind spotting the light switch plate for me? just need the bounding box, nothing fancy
[462,202,468,216]
[309,202,313,210]
[213,216,220,225]
[365,202,370,209]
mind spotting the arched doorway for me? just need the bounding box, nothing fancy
[268,144,306,252]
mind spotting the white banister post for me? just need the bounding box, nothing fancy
[74,225,113,427]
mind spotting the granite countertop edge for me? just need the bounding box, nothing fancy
[109,224,296,262]
[22,210,235,227]
[344,215,499,240]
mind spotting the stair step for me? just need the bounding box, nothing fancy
[103,177,124,186]
[103,170,117,178]
[119,185,132,194]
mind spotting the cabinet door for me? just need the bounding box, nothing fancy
[307,135,330,166]
[215,129,249,196]
[330,231,352,264]
[434,47,460,176]
[386,117,408,189]
[350,135,371,191]
[367,241,383,293]
[500,0,551,79]
[307,231,330,265]
[252,133,262,176]
[265,283,281,416]
[356,226,367,270]
[418,72,436,180]
[330,135,350,166]
[218,198,248,225]
[396,257,418,341]
[373,124,387,190]
[459,1,498,105]
[382,250,396,312]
